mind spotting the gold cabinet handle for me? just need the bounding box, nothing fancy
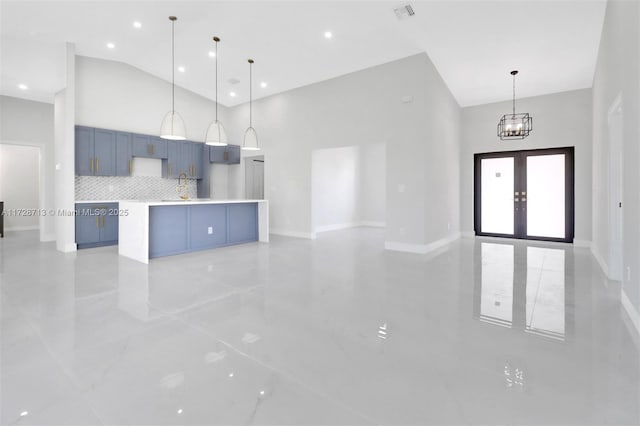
[95,216,99,228]
[147,144,152,155]
[102,216,105,227]
[129,159,133,175]
[168,164,172,176]
[90,158,94,173]
[96,158,99,173]
[152,144,155,155]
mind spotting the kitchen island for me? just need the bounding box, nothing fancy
[118,199,268,264]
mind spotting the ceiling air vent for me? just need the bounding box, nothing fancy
[394,4,415,20]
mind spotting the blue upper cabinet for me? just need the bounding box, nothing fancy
[93,129,117,176]
[163,140,179,178]
[178,141,192,176]
[75,126,94,175]
[209,144,240,165]
[115,132,132,176]
[132,134,167,159]
[191,142,204,179]
[75,126,117,176]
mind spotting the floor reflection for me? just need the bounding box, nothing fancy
[474,241,572,341]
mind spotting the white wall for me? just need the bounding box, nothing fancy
[359,143,386,226]
[0,95,55,240]
[460,89,593,243]
[0,145,39,230]
[225,53,461,250]
[312,146,360,232]
[75,56,229,141]
[591,0,640,323]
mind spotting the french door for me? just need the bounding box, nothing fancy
[474,147,574,243]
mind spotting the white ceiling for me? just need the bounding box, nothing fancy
[0,1,607,107]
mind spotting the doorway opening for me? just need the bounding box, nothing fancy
[0,143,41,234]
[474,147,575,243]
[245,155,264,200]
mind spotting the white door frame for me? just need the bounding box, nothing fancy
[607,93,624,281]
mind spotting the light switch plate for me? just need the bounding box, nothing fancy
[208,226,213,234]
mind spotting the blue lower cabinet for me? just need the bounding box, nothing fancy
[148,203,258,258]
[149,206,189,258]
[76,203,119,249]
[228,203,258,244]
[190,204,227,250]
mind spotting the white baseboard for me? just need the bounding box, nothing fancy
[621,289,640,338]
[573,239,592,248]
[314,222,359,233]
[4,226,39,232]
[359,221,386,228]
[590,244,609,278]
[385,232,461,255]
[57,242,77,253]
[270,229,316,240]
[461,231,475,238]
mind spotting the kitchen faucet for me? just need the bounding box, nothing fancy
[177,172,189,200]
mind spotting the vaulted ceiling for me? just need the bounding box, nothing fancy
[1,1,607,107]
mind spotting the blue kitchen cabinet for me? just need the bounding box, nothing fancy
[149,205,189,257]
[115,132,132,176]
[226,145,241,165]
[178,141,192,176]
[163,140,180,178]
[132,134,167,159]
[189,204,227,250]
[148,203,258,258]
[228,203,258,244]
[75,126,94,175]
[75,126,117,176]
[209,144,240,165]
[93,129,117,176]
[191,142,204,178]
[75,203,119,249]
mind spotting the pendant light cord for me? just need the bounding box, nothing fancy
[171,18,175,114]
[215,38,218,121]
[512,72,516,117]
[249,60,253,127]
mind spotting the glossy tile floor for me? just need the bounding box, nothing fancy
[1,229,638,425]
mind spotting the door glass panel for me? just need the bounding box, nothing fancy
[526,154,565,238]
[481,157,514,235]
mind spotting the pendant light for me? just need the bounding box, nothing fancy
[160,16,186,140]
[242,59,259,151]
[205,36,228,146]
[497,70,532,140]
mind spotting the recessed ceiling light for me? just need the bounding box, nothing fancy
[324,31,333,39]
[208,51,216,58]
[106,42,115,49]
[178,66,185,73]
[133,21,142,29]
[20,411,29,417]
[177,409,183,415]
[18,84,28,90]
[260,82,267,88]
[230,92,236,97]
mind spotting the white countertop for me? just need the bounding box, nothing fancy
[78,199,266,206]
[120,199,266,207]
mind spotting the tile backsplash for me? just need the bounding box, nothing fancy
[75,176,197,201]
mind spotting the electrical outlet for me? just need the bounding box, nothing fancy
[208,226,213,234]
[627,266,631,282]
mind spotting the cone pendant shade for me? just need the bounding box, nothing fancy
[160,111,186,140]
[205,120,228,146]
[205,36,227,146]
[243,126,259,150]
[242,58,260,151]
